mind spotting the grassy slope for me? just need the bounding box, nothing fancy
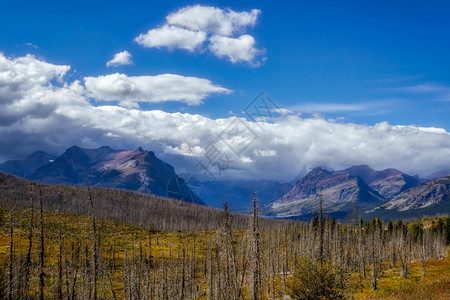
[352,254,450,299]
[0,209,213,298]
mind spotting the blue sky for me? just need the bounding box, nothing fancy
[0,0,449,180]
[2,0,449,127]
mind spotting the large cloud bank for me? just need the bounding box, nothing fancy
[1,54,449,181]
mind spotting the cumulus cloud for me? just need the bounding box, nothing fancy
[106,50,133,67]
[209,35,265,65]
[134,25,206,51]
[0,53,70,109]
[1,54,450,182]
[166,5,260,36]
[134,5,264,65]
[84,73,231,108]
[0,53,69,90]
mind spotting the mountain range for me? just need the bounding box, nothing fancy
[0,151,57,177]
[267,166,449,220]
[1,146,449,219]
[0,146,203,205]
[268,167,385,219]
[341,165,421,199]
[365,175,450,220]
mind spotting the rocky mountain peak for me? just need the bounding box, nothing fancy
[379,175,449,213]
[342,165,420,199]
[0,146,203,205]
[269,166,385,218]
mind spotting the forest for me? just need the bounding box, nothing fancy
[0,172,449,299]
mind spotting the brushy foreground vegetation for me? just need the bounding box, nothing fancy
[0,172,449,299]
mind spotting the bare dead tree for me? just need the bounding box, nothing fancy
[319,192,324,266]
[23,181,35,299]
[58,222,64,300]
[398,222,409,279]
[251,192,262,300]
[36,173,45,300]
[85,179,98,300]
[8,209,14,300]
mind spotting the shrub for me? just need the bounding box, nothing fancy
[288,257,349,299]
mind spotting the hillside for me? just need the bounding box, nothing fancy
[0,172,245,232]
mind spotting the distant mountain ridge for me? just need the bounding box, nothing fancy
[426,169,450,180]
[268,167,385,218]
[365,175,450,220]
[0,146,203,205]
[341,165,421,199]
[0,151,56,178]
[199,179,293,212]
[268,165,449,219]
[1,148,448,218]
[381,175,450,212]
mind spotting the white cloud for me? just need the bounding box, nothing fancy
[386,83,450,101]
[84,73,231,108]
[290,100,401,114]
[134,5,264,65]
[393,83,449,93]
[134,25,206,51]
[25,42,39,49]
[1,54,450,182]
[0,53,69,89]
[254,149,277,157]
[106,50,133,67]
[0,53,70,109]
[166,5,260,36]
[294,102,370,113]
[209,34,265,65]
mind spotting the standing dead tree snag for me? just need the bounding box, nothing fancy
[36,173,45,300]
[85,178,99,300]
[222,201,241,299]
[319,192,324,265]
[24,181,35,299]
[251,192,262,300]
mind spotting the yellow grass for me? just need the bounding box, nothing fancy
[0,209,448,299]
[352,252,450,299]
